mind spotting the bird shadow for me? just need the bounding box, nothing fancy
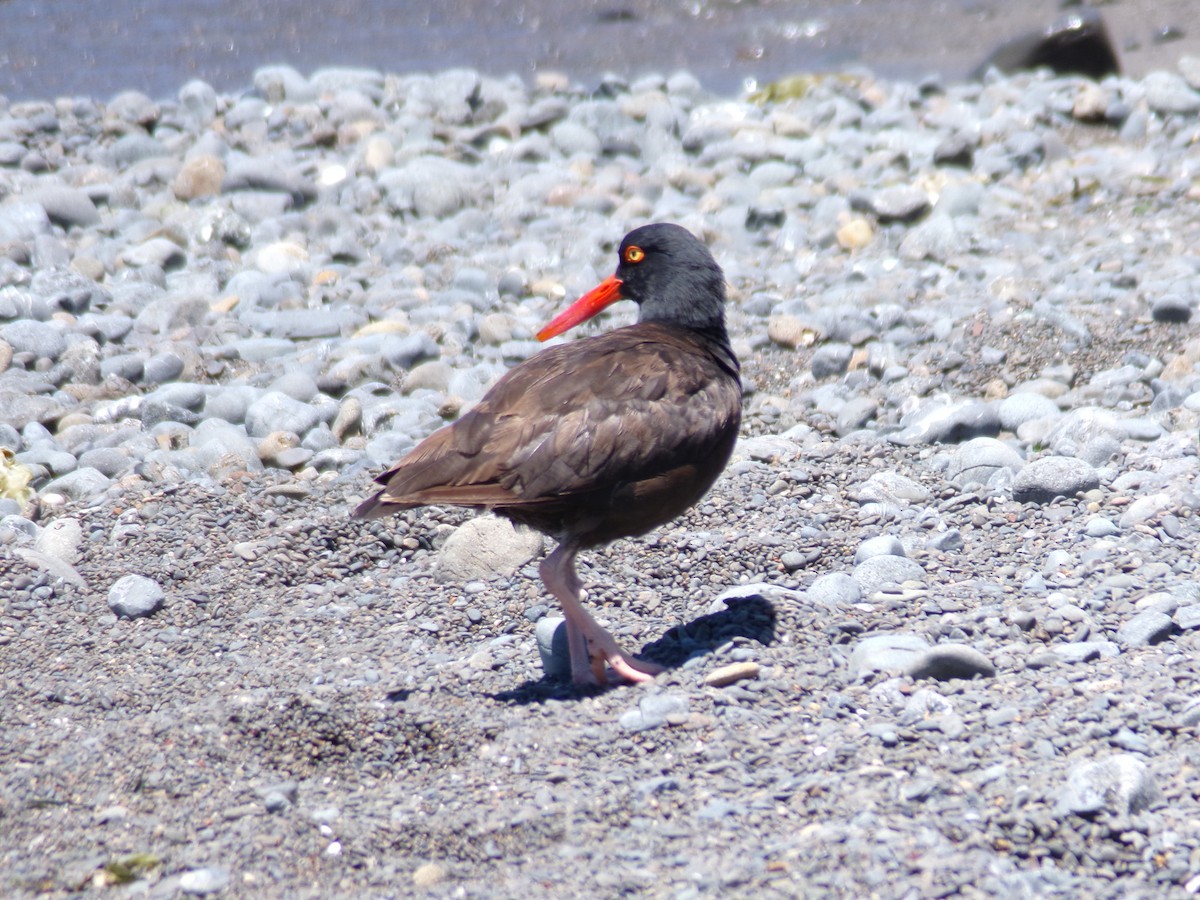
[490,595,777,705]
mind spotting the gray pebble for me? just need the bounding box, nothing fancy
[848,634,930,680]
[854,535,906,564]
[535,616,570,678]
[179,866,231,895]
[1057,754,1160,817]
[852,555,924,596]
[107,574,166,619]
[1115,610,1175,648]
[245,391,321,439]
[1012,456,1099,504]
[805,572,861,607]
[907,644,996,681]
[0,319,66,360]
[434,515,543,582]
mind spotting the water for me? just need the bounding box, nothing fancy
[0,0,1196,101]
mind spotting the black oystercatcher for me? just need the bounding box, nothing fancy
[354,223,741,685]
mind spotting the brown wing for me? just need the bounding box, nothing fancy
[352,323,741,522]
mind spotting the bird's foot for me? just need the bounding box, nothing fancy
[570,625,663,686]
[599,651,664,685]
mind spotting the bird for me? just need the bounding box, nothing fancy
[353,223,742,685]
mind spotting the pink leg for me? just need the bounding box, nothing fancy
[539,544,664,686]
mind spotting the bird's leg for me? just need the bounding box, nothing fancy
[539,544,663,686]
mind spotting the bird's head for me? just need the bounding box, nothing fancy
[536,223,727,341]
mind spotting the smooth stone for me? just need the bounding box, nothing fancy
[704,661,761,687]
[1152,294,1192,323]
[1050,641,1121,664]
[0,319,66,360]
[1084,517,1119,538]
[1012,456,1099,504]
[907,644,996,681]
[851,472,932,505]
[34,517,83,565]
[172,154,226,200]
[805,572,862,607]
[810,343,854,379]
[1057,755,1160,817]
[1174,605,1200,630]
[847,634,931,680]
[434,516,543,582]
[40,467,111,501]
[620,693,688,732]
[947,437,1025,487]
[854,535,906,564]
[121,237,186,270]
[107,574,166,619]
[269,371,319,403]
[998,392,1061,431]
[890,400,1000,445]
[143,352,185,384]
[1118,493,1173,528]
[1116,610,1175,648]
[76,447,131,478]
[244,391,321,439]
[27,186,100,229]
[535,616,570,678]
[853,555,925,595]
[179,866,231,895]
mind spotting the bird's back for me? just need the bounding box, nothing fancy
[353,322,741,546]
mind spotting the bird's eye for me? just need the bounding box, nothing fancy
[623,245,645,264]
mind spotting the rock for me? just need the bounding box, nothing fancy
[704,662,761,687]
[851,472,932,505]
[975,7,1119,80]
[245,391,321,439]
[854,535,906,564]
[107,574,165,619]
[35,517,83,565]
[1012,456,1099,504]
[0,319,65,360]
[172,154,226,200]
[1057,755,1161,817]
[122,237,186,270]
[535,617,570,678]
[766,314,820,349]
[41,467,112,502]
[891,400,1000,445]
[412,862,447,889]
[434,516,543,582]
[852,185,931,223]
[907,644,996,681]
[179,866,231,895]
[27,186,100,229]
[998,392,1060,431]
[1116,611,1175,648]
[810,343,854,379]
[848,634,930,680]
[805,572,861,607]
[947,437,1024,488]
[852,555,925,595]
[619,693,688,732]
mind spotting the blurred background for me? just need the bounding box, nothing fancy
[1,0,1199,100]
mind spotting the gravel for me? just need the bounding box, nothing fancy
[4,59,1200,897]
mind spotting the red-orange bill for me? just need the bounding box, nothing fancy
[536,275,625,341]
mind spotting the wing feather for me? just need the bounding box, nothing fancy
[352,323,741,520]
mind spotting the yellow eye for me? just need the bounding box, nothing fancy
[623,245,645,264]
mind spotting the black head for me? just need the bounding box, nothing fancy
[615,224,727,331]
[536,222,730,344]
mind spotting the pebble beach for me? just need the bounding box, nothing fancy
[3,51,1200,897]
